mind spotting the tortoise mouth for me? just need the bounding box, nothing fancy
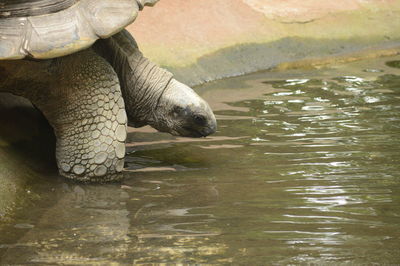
[181,127,206,138]
[149,123,215,138]
[177,125,217,138]
[0,0,77,18]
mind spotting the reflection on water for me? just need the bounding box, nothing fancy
[1,56,400,264]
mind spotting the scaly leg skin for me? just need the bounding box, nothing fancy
[22,50,127,182]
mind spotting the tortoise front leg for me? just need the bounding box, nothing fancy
[24,50,127,182]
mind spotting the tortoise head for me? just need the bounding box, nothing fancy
[149,79,217,138]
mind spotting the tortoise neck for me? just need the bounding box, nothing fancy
[0,0,77,18]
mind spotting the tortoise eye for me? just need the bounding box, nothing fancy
[193,115,206,125]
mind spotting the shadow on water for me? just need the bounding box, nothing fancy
[1,56,400,264]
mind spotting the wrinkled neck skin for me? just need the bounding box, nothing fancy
[93,31,171,128]
[94,29,217,137]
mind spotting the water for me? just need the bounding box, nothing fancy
[1,56,400,264]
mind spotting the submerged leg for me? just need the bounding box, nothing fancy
[7,50,128,182]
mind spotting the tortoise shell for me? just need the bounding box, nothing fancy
[0,0,158,59]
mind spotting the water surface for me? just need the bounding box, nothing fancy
[1,56,400,264]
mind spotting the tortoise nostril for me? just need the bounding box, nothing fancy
[201,124,216,137]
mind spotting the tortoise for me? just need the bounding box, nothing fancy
[0,0,217,182]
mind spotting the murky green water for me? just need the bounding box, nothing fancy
[1,56,400,264]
